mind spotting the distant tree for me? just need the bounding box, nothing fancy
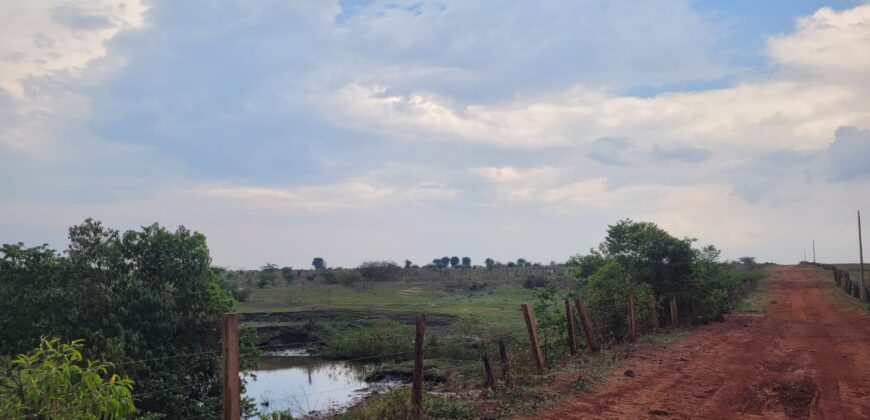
[358,261,402,282]
[507,261,517,268]
[517,258,528,267]
[484,258,496,269]
[258,263,279,288]
[404,260,413,269]
[461,256,471,268]
[450,256,460,268]
[312,257,326,270]
[337,269,362,286]
[321,269,338,284]
[738,256,757,267]
[440,256,450,268]
[280,266,294,284]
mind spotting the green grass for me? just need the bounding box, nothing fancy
[238,280,535,331]
[735,276,770,313]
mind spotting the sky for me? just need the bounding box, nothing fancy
[1,0,870,268]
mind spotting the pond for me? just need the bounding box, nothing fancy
[245,350,399,418]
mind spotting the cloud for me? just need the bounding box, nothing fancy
[768,5,870,82]
[51,3,113,30]
[826,125,870,181]
[0,0,147,97]
[2,1,870,267]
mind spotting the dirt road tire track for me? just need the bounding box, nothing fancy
[530,266,870,419]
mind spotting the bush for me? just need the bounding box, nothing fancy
[358,261,402,282]
[0,338,135,419]
[312,321,414,362]
[523,275,547,289]
[340,386,472,420]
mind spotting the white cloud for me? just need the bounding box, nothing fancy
[326,5,870,153]
[0,0,147,97]
[768,5,870,81]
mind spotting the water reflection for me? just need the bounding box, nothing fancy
[245,354,385,418]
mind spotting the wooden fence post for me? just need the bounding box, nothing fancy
[574,299,599,353]
[521,304,545,374]
[649,295,659,330]
[499,340,511,386]
[482,353,495,390]
[412,314,426,417]
[565,300,577,355]
[669,296,678,328]
[627,293,636,342]
[220,313,240,420]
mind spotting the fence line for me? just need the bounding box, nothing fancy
[805,262,867,301]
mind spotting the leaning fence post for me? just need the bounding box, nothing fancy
[521,303,545,374]
[574,299,599,353]
[412,314,426,417]
[482,352,496,390]
[565,300,578,355]
[220,313,240,420]
[627,293,636,341]
[649,295,660,330]
[669,296,678,328]
[498,340,511,386]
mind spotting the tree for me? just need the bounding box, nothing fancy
[440,256,450,268]
[358,261,402,282]
[0,219,260,418]
[0,338,135,419]
[312,257,326,270]
[599,219,694,296]
[738,256,757,267]
[517,258,528,267]
[404,260,413,269]
[258,263,279,288]
[566,249,605,280]
[484,258,495,269]
[280,266,295,284]
[450,256,460,268]
[461,256,471,268]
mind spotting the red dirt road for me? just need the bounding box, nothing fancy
[533,266,870,419]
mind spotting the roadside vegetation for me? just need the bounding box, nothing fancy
[0,218,765,418]
[0,219,260,418]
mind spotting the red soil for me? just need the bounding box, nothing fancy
[530,265,870,419]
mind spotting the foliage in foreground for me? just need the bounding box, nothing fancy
[0,219,260,418]
[0,338,135,419]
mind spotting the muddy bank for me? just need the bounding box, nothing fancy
[242,309,458,326]
[243,309,458,348]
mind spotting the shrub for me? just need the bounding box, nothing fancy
[523,275,547,289]
[340,386,472,420]
[0,338,135,419]
[312,321,414,362]
[358,261,402,282]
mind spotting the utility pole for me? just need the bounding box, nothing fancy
[813,239,816,263]
[859,211,865,299]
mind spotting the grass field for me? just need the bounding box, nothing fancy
[238,279,537,331]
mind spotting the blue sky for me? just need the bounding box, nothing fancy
[1,1,869,268]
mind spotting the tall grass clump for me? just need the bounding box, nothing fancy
[340,386,473,420]
[312,320,414,362]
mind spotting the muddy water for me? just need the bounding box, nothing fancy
[245,351,397,418]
